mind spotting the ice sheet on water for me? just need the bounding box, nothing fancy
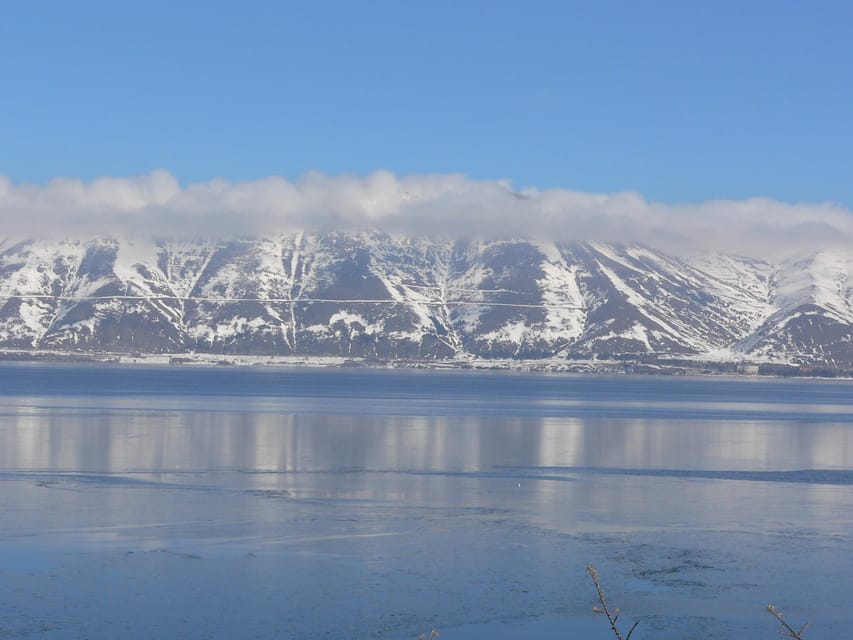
[515,465,853,485]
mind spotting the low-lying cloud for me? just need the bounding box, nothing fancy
[1,169,850,258]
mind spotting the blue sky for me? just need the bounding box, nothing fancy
[1,0,851,206]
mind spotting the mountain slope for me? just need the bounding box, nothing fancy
[738,251,853,366]
[0,233,849,366]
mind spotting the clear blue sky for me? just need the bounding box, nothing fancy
[1,0,851,206]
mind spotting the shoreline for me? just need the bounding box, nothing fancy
[0,348,849,379]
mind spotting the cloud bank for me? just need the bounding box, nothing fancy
[1,170,851,258]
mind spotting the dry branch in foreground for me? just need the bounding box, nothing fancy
[767,604,809,639]
[587,564,639,640]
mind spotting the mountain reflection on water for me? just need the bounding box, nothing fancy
[3,397,852,475]
[1,365,852,639]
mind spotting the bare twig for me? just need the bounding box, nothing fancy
[587,564,638,640]
[767,604,809,639]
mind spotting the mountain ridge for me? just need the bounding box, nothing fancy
[1,232,851,368]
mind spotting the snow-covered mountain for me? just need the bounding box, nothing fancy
[0,233,851,367]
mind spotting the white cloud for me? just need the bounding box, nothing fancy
[0,169,850,259]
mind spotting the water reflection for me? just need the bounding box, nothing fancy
[2,401,852,474]
[3,397,853,540]
[0,401,853,473]
[3,373,853,639]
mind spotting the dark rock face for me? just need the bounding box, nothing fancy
[0,233,851,366]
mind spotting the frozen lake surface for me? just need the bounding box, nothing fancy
[1,364,852,639]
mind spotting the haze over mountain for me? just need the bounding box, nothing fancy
[2,171,852,258]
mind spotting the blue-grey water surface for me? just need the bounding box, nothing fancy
[1,363,852,639]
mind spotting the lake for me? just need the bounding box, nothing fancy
[0,364,852,639]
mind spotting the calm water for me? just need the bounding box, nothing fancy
[0,364,852,639]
